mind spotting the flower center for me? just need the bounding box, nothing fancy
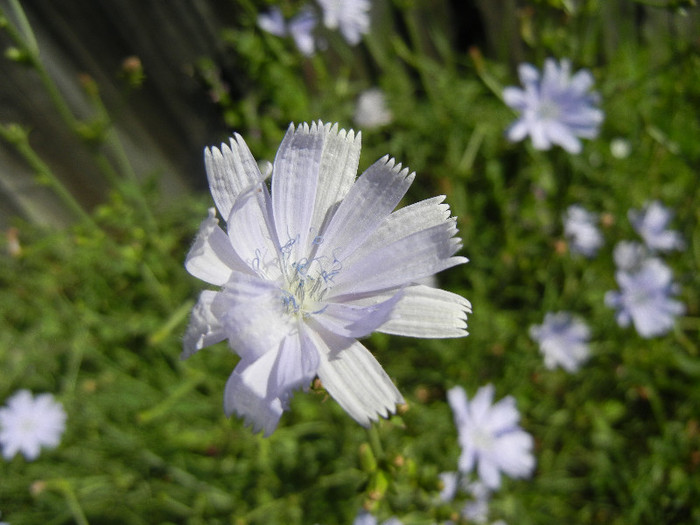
[629,287,652,307]
[20,417,38,434]
[536,99,561,120]
[278,237,341,318]
[469,428,495,452]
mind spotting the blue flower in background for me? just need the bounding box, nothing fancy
[0,390,66,461]
[184,121,470,435]
[317,0,371,45]
[257,7,286,37]
[448,384,535,490]
[503,58,604,153]
[605,258,684,338]
[258,6,318,56]
[529,312,591,372]
[629,200,685,252]
[563,204,603,258]
[354,88,393,129]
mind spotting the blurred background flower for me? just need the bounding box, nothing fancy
[0,390,66,461]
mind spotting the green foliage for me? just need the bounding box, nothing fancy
[1,0,700,524]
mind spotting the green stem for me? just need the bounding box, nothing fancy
[1,3,78,129]
[7,0,38,54]
[0,124,98,228]
[366,423,384,461]
[45,479,90,525]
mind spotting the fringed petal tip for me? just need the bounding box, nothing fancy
[223,368,284,437]
[375,155,415,183]
[314,332,405,428]
[289,120,361,145]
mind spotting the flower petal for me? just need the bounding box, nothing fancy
[315,156,415,263]
[310,124,362,238]
[469,384,495,424]
[377,284,471,338]
[258,7,287,36]
[447,386,470,426]
[314,290,403,338]
[223,350,284,436]
[518,63,540,85]
[477,456,502,489]
[328,219,467,298]
[339,195,452,268]
[506,119,529,142]
[484,396,520,433]
[269,325,319,405]
[546,120,582,154]
[205,134,264,221]
[185,208,249,285]
[215,272,292,361]
[311,325,404,426]
[226,184,281,280]
[272,122,327,259]
[494,431,535,479]
[182,290,227,359]
[503,87,527,110]
[289,8,318,56]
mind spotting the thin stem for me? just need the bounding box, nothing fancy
[7,0,38,54]
[0,124,98,229]
[365,423,384,461]
[0,3,78,129]
[45,479,90,525]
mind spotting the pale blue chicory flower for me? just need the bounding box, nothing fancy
[317,0,371,45]
[563,204,603,257]
[257,7,286,36]
[0,390,66,461]
[503,58,604,153]
[258,6,318,56]
[354,88,393,129]
[447,384,535,490]
[605,257,684,338]
[629,200,685,252]
[184,121,470,435]
[529,312,591,372]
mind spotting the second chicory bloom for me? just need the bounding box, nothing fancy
[184,121,470,435]
[258,7,318,56]
[605,257,684,338]
[317,0,371,45]
[354,88,393,129]
[503,58,604,153]
[447,384,535,490]
[0,390,66,461]
[629,200,685,252]
[529,312,591,372]
[563,204,603,258]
